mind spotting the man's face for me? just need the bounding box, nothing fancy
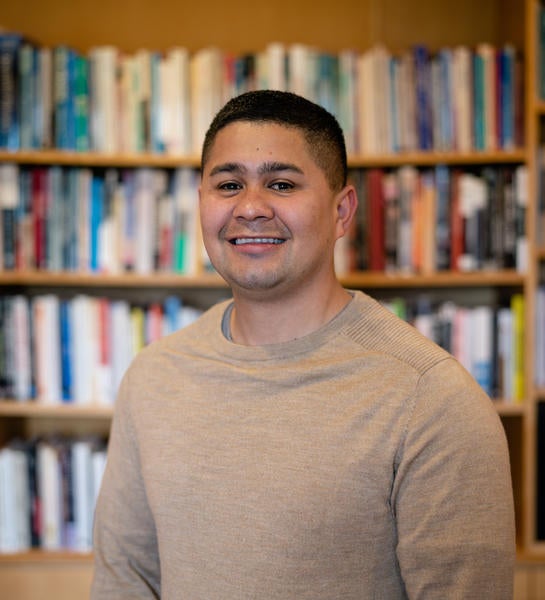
[199,121,348,300]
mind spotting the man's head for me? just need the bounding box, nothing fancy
[201,90,348,192]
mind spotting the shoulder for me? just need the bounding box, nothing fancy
[342,291,452,376]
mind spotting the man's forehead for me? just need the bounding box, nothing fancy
[207,160,305,178]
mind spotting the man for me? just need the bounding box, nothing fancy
[91,90,515,599]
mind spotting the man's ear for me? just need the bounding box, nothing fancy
[334,184,358,240]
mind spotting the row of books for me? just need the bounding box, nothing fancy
[0,163,527,277]
[382,294,525,402]
[335,165,527,274]
[0,164,207,275]
[0,294,203,404]
[0,435,106,553]
[0,30,524,155]
[0,287,525,406]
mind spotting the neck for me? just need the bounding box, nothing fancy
[229,281,352,346]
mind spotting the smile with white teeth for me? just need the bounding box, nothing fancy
[232,237,284,245]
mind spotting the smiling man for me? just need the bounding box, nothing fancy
[91,91,515,599]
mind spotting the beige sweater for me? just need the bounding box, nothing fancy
[91,291,515,599]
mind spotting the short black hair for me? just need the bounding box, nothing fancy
[201,90,348,191]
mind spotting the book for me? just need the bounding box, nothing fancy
[536,287,545,389]
[12,295,32,401]
[497,306,514,399]
[413,45,433,151]
[451,45,473,152]
[471,305,494,396]
[18,43,37,149]
[71,439,93,551]
[37,438,63,549]
[0,441,31,552]
[32,294,62,403]
[190,47,223,155]
[511,293,525,402]
[88,46,118,152]
[0,163,19,270]
[0,31,23,150]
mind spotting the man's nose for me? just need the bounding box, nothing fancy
[232,187,274,220]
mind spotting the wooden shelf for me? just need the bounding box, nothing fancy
[340,270,526,288]
[0,402,113,419]
[0,269,526,289]
[0,148,528,169]
[0,150,202,168]
[495,402,527,417]
[348,149,528,167]
[0,270,228,288]
[0,550,93,563]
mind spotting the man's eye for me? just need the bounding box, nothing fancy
[270,181,293,191]
[218,182,242,191]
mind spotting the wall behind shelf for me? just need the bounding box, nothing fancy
[0,0,523,54]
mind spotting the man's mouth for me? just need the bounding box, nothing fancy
[230,237,285,245]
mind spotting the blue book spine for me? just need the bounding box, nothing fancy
[500,47,515,149]
[413,45,433,151]
[54,46,70,149]
[316,53,338,118]
[438,49,453,150]
[163,295,182,334]
[59,299,73,402]
[90,175,104,272]
[0,32,23,149]
[473,51,485,150]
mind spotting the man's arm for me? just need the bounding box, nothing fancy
[90,369,161,599]
[393,358,515,599]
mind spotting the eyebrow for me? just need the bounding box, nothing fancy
[208,161,304,178]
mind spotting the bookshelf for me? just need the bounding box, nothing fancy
[0,0,543,598]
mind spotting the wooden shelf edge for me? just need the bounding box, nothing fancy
[518,542,545,561]
[495,402,527,417]
[348,149,528,166]
[0,401,113,418]
[0,550,93,564]
[339,270,526,288]
[0,149,202,168]
[0,148,528,168]
[0,270,228,288]
[0,269,526,289]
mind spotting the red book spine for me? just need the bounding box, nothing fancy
[450,170,464,271]
[32,168,48,270]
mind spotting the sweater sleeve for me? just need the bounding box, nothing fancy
[90,367,161,599]
[392,357,515,600]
